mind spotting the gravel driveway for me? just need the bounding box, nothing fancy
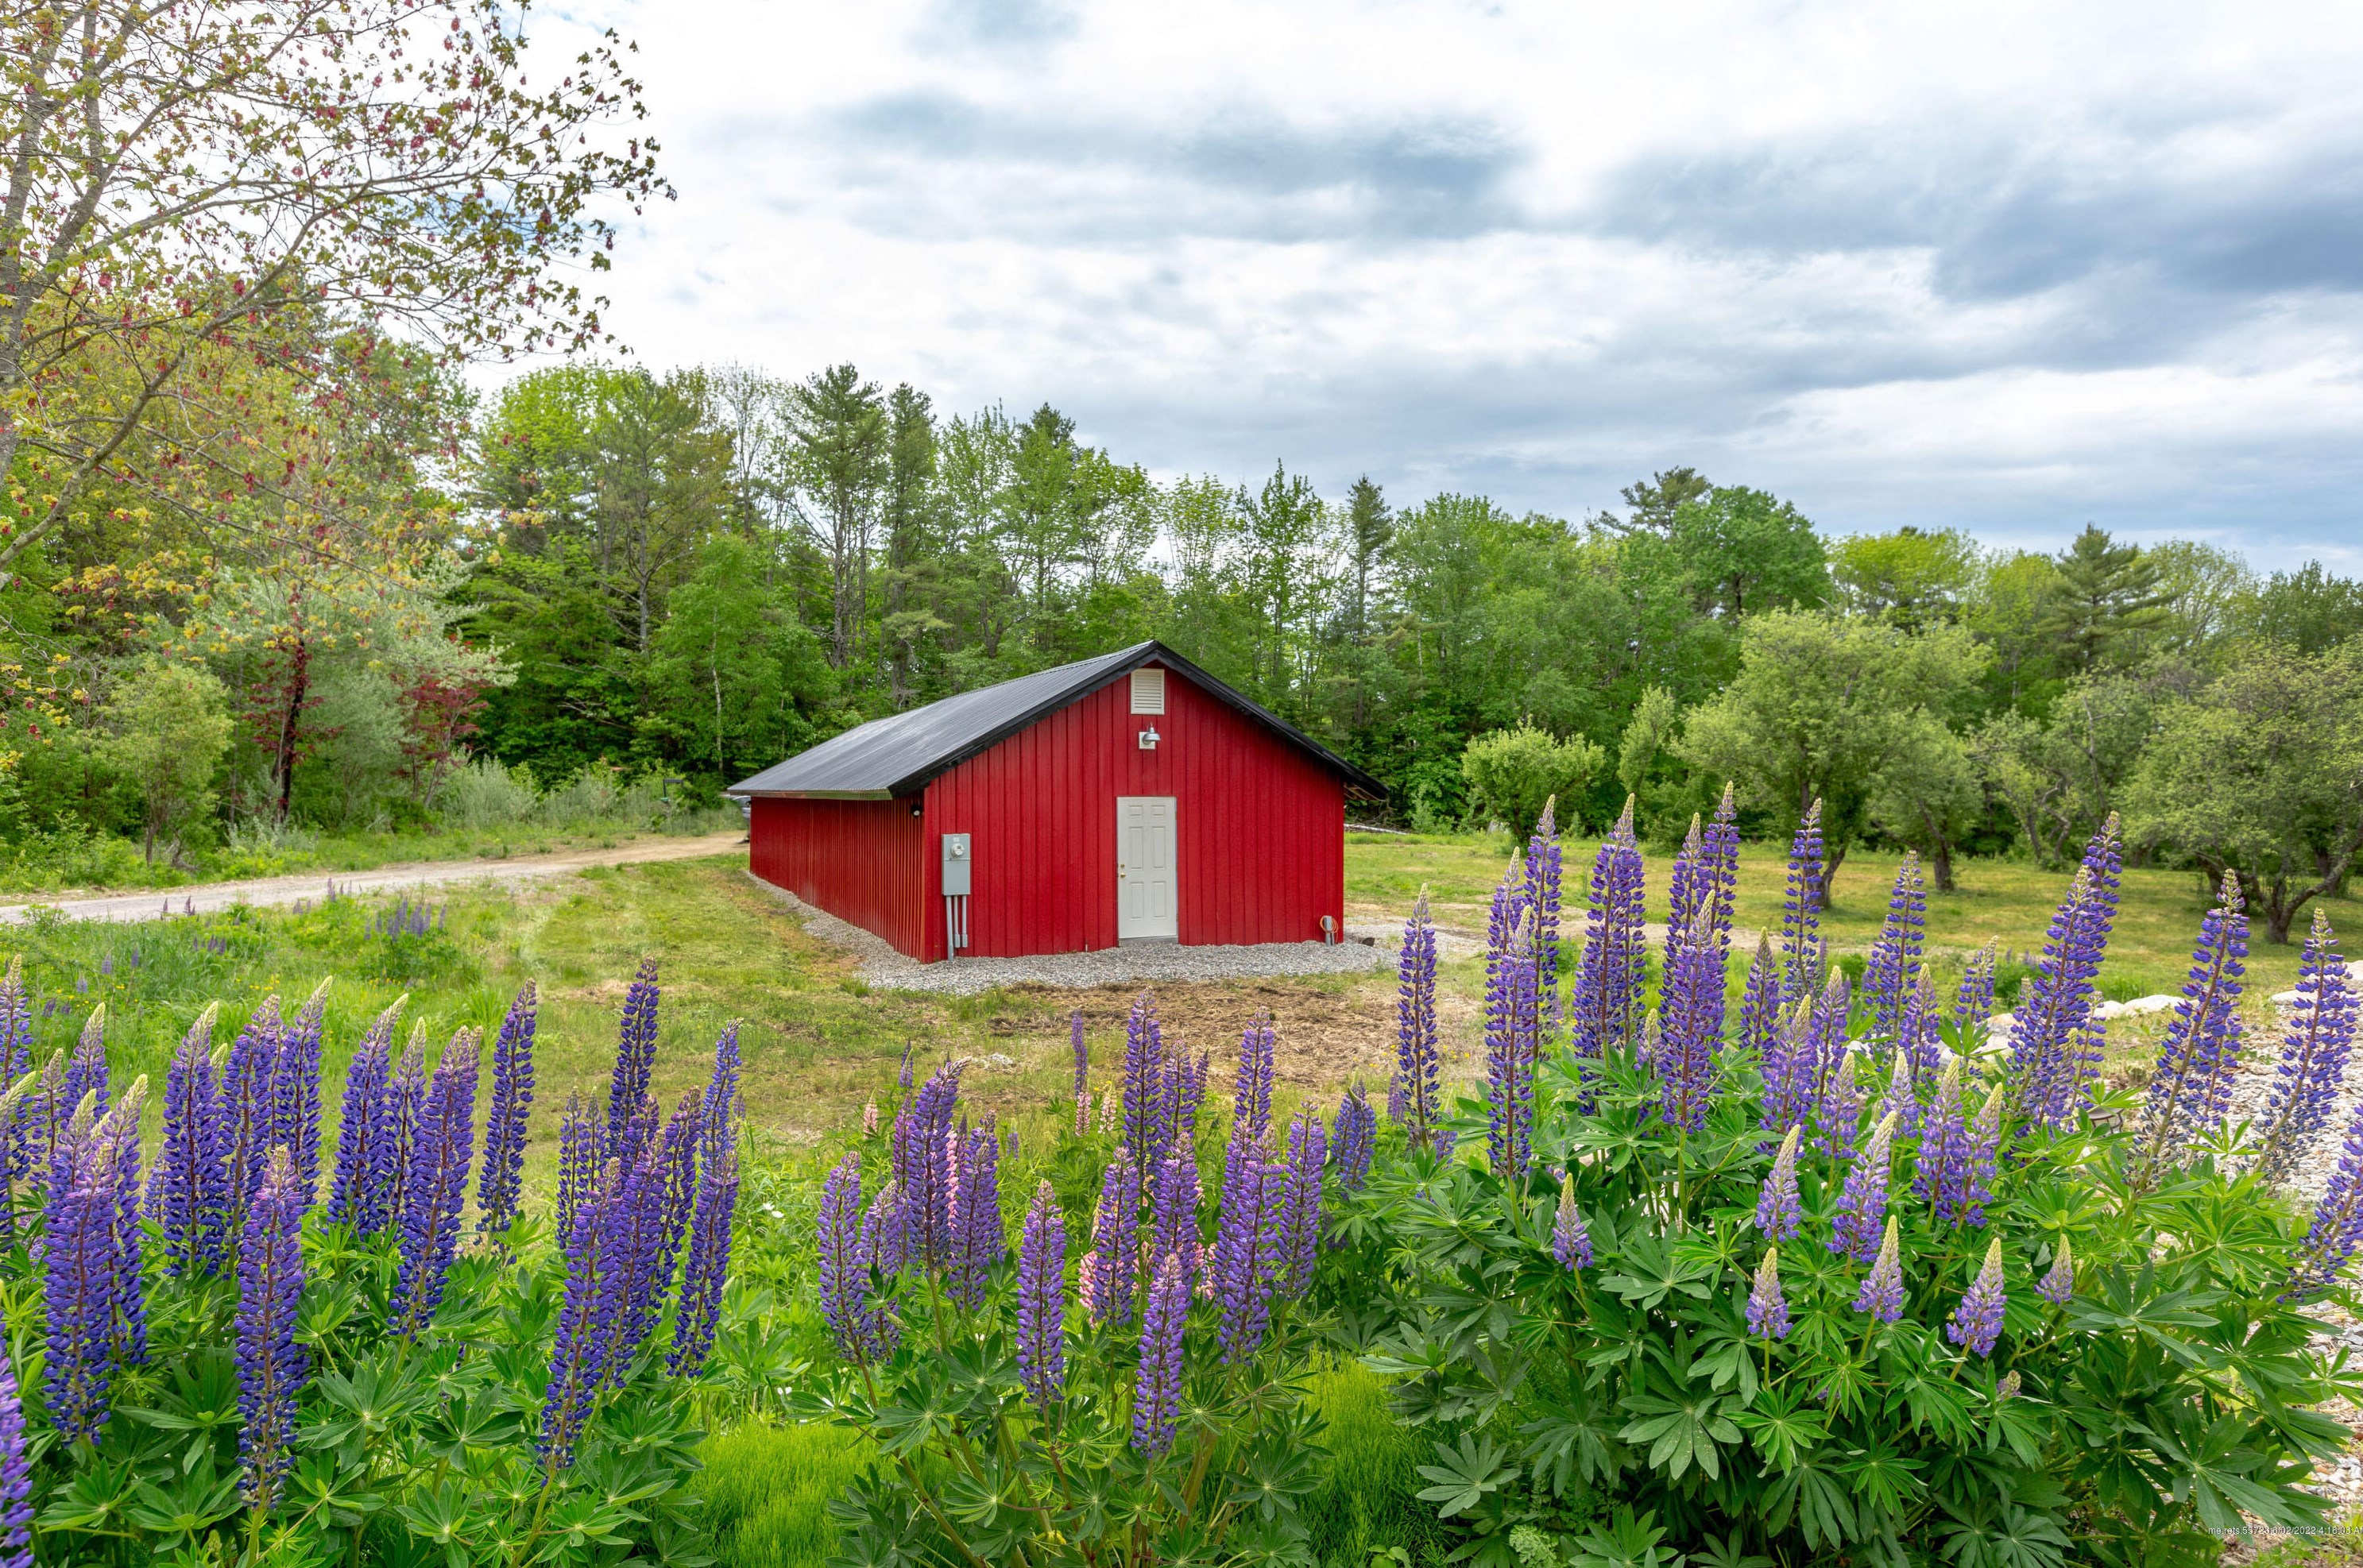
[0,832,751,925]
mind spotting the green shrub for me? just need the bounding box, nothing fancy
[700,1423,878,1568]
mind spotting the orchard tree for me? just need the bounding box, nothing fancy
[0,0,662,576]
[1677,610,1987,902]
[2123,645,2363,943]
[99,657,231,861]
[1869,716,1981,891]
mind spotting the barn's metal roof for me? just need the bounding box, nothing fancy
[729,640,1384,801]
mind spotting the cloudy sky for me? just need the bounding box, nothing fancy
[543,0,2363,568]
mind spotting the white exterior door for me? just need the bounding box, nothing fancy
[1116,796,1178,941]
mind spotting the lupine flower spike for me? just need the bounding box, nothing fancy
[2138,869,2248,1167]
[1131,1252,1189,1458]
[2038,1238,2075,1305]
[1552,1170,1592,1269]
[44,1115,122,1444]
[2009,816,2123,1126]
[1851,1216,1906,1323]
[2255,909,2359,1187]
[1394,889,1441,1135]
[1756,1126,1803,1241]
[1332,1083,1376,1191]
[1485,902,1540,1175]
[1071,1010,1090,1136]
[1814,1052,1862,1164]
[1570,801,1648,1071]
[815,1155,874,1360]
[1779,800,1826,1002]
[326,997,405,1236]
[1085,1149,1139,1328]
[1738,937,1781,1064]
[1947,1238,2007,1357]
[0,1300,31,1568]
[1526,798,1564,1040]
[1832,1112,1899,1265]
[1863,853,1928,1058]
[235,1149,308,1508]
[671,1026,744,1373]
[1953,941,1999,1033]
[478,981,538,1233]
[274,981,330,1200]
[1747,1249,1789,1339]
[2289,1096,2363,1300]
[1016,1180,1067,1409]
[605,958,661,1159]
[146,1004,222,1276]
[390,1029,481,1337]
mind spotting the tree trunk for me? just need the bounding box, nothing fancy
[274,639,311,827]
[1931,837,1955,893]
[1820,840,1848,910]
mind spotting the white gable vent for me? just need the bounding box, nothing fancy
[1130,667,1166,715]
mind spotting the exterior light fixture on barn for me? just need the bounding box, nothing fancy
[730,641,1385,963]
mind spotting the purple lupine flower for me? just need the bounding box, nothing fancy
[1851,1216,1906,1323]
[1664,814,1707,952]
[1232,1014,1277,1149]
[1394,889,1441,1135]
[1831,1112,1899,1265]
[671,1033,744,1374]
[1756,1126,1803,1241]
[1738,936,1781,1065]
[234,1147,308,1508]
[845,1180,903,1363]
[1149,1150,1201,1284]
[1552,1170,1592,1269]
[211,996,282,1253]
[1015,1180,1067,1409]
[389,1029,481,1337]
[1760,995,1818,1138]
[1863,854,1928,1057]
[1132,1251,1189,1458]
[594,1138,671,1382]
[1953,941,1999,1033]
[326,998,404,1237]
[60,1005,108,1137]
[1085,1148,1140,1328]
[0,1300,32,1568]
[145,1004,222,1276]
[382,1022,428,1235]
[2257,910,2361,1187]
[1702,784,1742,951]
[1891,972,1945,1130]
[1213,1129,1280,1363]
[2139,870,2248,1166]
[1274,1109,1325,1300]
[43,1126,119,1445]
[478,981,538,1232]
[652,1089,706,1299]
[0,957,31,1242]
[1812,1051,1862,1164]
[2009,815,2124,1127]
[948,1123,1004,1311]
[1071,1010,1090,1136]
[1122,991,1167,1172]
[1803,968,1852,1115]
[1913,1060,1969,1222]
[1526,795,1565,1041]
[553,1090,603,1249]
[107,1084,147,1368]
[274,979,330,1200]
[605,957,662,1160]
[816,1153,871,1359]
[2038,1238,2075,1305]
[1746,1249,1789,1340]
[1331,1083,1375,1191]
[2290,1095,2363,1300]
[24,1052,63,1200]
[897,1042,915,1090]
[1946,1238,2007,1358]
[1779,800,1827,1002]
[891,1064,964,1270]
[1570,801,1649,1072]
[540,1159,620,1470]
[1155,1050,1208,1171]
[1484,900,1540,1175]
[1962,1084,2001,1226]
[1654,939,1724,1135]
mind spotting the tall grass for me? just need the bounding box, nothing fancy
[1302,1360,1455,1566]
[697,1424,877,1568]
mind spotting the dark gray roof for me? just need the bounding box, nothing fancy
[729,640,1383,800]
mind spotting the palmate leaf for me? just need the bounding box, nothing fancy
[1689,1531,1771,1568]
[2066,1266,2225,1368]
[2150,1407,2331,1536]
[124,1456,241,1541]
[1616,1384,1738,1481]
[1935,1503,2073,1568]
[1837,1438,1925,1522]
[1727,1385,1825,1474]
[1564,1504,1686,1568]
[1522,1397,1627,1495]
[1599,1232,1715,1311]
[1414,1432,1518,1519]
[1761,1455,1858,1551]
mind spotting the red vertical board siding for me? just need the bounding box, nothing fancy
[746,797,926,956]
[911,665,1347,961]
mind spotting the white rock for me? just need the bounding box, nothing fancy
[2272,991,2302,1006]
[2095,995,2178,1020]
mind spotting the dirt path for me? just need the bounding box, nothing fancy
[0,832,749,925]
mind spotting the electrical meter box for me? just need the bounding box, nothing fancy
[941,833,973,896]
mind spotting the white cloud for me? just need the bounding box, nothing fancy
[524,0,2363,567]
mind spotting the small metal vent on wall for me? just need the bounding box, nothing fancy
[1130,667,1166,715]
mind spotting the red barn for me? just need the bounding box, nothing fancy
[731,641,1384,962]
